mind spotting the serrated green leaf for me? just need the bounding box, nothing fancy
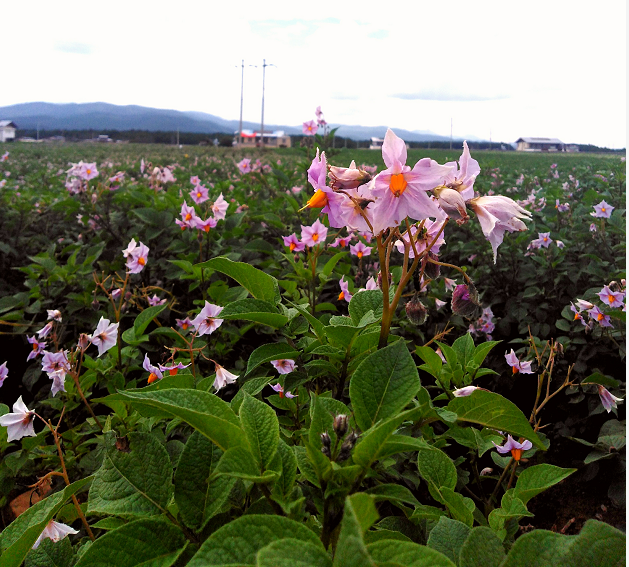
[334,494,379,567]
[240,394,280,471]
[349,290,384,325]
[25,537,74,567]
[427,516,471,564]
[459,527,506,567]
[350,340,420,432]
[73,518,186,567]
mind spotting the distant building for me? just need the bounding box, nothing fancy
[369,136,409,150]
[565,144,579,153]
[233,130,291,148]
[0,121,17,142]
[515,137,565,152]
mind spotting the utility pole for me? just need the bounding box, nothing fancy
[449,118,452,150]
[260,59,276,147]
[239,60,244,146]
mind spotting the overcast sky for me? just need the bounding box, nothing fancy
[2,0,626,148]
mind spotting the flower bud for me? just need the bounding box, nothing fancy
[320,431,331,458]
[78,333,91,351]
[337,431,359,462]
[433,186,469,222]
[451,283,482,319]
[328,163,372,190]
[91,298,100,311]
[423,252,440,280]
[480,467,493,476]
[405,293,428,326]
[333,414,349,438]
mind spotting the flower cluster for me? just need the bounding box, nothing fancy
[123,239,149,273]
[570,281,626,330]
[175,177,228,233]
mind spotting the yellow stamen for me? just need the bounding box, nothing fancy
[574,313,581,321]
[389,174,408,197]
[512,366,518,374]
[338,291,345,301]
[511,448,522,461]
[289,242,296,252]
[138,257,146,266]
[602,207,606,212]
[203,225,210,233]
[357,251,363,258]
[312,233,319,242]
[185,213,192,221]
[608,295,616,304]
[197,192,202,198]
[182,323,189,330]
[597,313,604,321]
[169,369,178,376]
[148,373,158,384]
[307,190,328,209]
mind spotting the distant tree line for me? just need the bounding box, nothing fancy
[13,129,624,154]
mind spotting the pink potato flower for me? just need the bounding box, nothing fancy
[282,233,305,253]
[41,351,71,395]
[33,520,78,549]
[213,363,238,391]
[301,219,328,247]
[79,162,99,181]
[350,241,372,259]
[505,349,534,374]
[370,129,451,235]
[270,359,297,374]
[90,317,120,357]
[175,202,199,231]
[190,184,209,204]
[597,385,623,413]
[0,396,37,442]
[124,240,149,273]
[588,305,613,328]
[143,354,163,384]
[493,435,532,461]
[271,383,296,398]
[597,285,625,308]
[195,216,218,233]
[338,276,352,303]
[591,200,614,218]
[302,120,317,136]
[237,158,252,174]
[0,362,7,387]
[27,336,47,361]
[191,302,224,336]
[452,386,479,397]
[211,194,229,220]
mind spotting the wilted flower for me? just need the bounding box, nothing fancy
[270,359,297,374]
[452,386,479,397]
[338,276,352,303]
[505,349,534,374]
[597,385,623,413]
[90,317,119,357]
[191,302,224,336]
[0,396,37,442]
[591,200,614,218]
[37,321,54,339]
[333,414,349,437]
[451,283,482,319]
[0,362,7,387]
[33,520,79,549]
[47,309,62,322]
[213,363,238,390]
[270,383,296,398]
[493,435,532,461]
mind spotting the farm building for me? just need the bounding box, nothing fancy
[515,137,565,152]
[0,121,17,142]
[369,136,409,150]
[233,130,291,148]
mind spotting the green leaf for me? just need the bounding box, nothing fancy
[240,394,280,471]
[257,539,332,567]
[322,251,348,277]
[187,515,324,566]
[196,256,280,304]
[73,518,186,567]
[440,488,474,527]
[220,299,288,328]
[349,290,383,325]
[174,431,234,530]
[25,537,74,567]
[0,477,92,567]
[452,334,475,367]
[231,375,275,412]
[365,484,420,507]
[350,340,420,432]
[501,519,625,567]
[513,464,576,505]
[134,304,167,336]
[87,432,172,517]
[416,346,443,378]
[581,372,621,389]
[427,516,471,565]
[472,341,501,367]
[334,494,379,567]
[366,540,457,567]
[287,301,326,339]
[246,343,299,375]
[446,390,545,450]
[416,442,457,498]
[214,446,278,483]
[459,527,506,567]
[273,439,298,500]
[115,389,247,451]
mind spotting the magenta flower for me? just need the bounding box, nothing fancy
[597,385,623,413]
[283,233,305,253]
[301,219,328,247]
[190,184,209,204]
[195,217,218,233]
[33,520,78,549]
[597,285,625,308]
[505,349,534,374]
[493,435,532,461]
[468,196,531,262]
[213,363,238,390]
[350,241,372,259]
[27,336,47,361]
[330,234,354,248]
[90,317,120,357]
[338,276,352,303]
[270,359,297,374]
[143,354,163,384]
[191,302,224,336]
[122,238,138,258]
[0,396,37,442]
[0,362,7,387]
[42,350,70,376]
[176,317,193,331]
[591,200,614,218]
[211,194,229,220]
[271,383,296,398]
[125,242,149,274]
[237,158,252,174]
[190,175,200,185]
[556,240,565,249]
[588,305,613,328]
[370,129,450,234]
[303,150,346,228]
[365,277,377,290]
[302,120,317,136]
[570,303,587,326]
[175,202,198,231]
[335,181,376,233]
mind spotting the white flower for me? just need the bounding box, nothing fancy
[33,520,79,549]
[90,317,119,357]
[213,364,238,390]
[0,396,37,442]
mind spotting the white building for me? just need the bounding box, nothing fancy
[0,121,17,142]
[233,130,291,148]
[515,137,565,152]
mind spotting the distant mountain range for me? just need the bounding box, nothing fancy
[0,102,483,143]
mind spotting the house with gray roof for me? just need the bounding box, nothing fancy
[515,137,564,152]
[0,121,17,142]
